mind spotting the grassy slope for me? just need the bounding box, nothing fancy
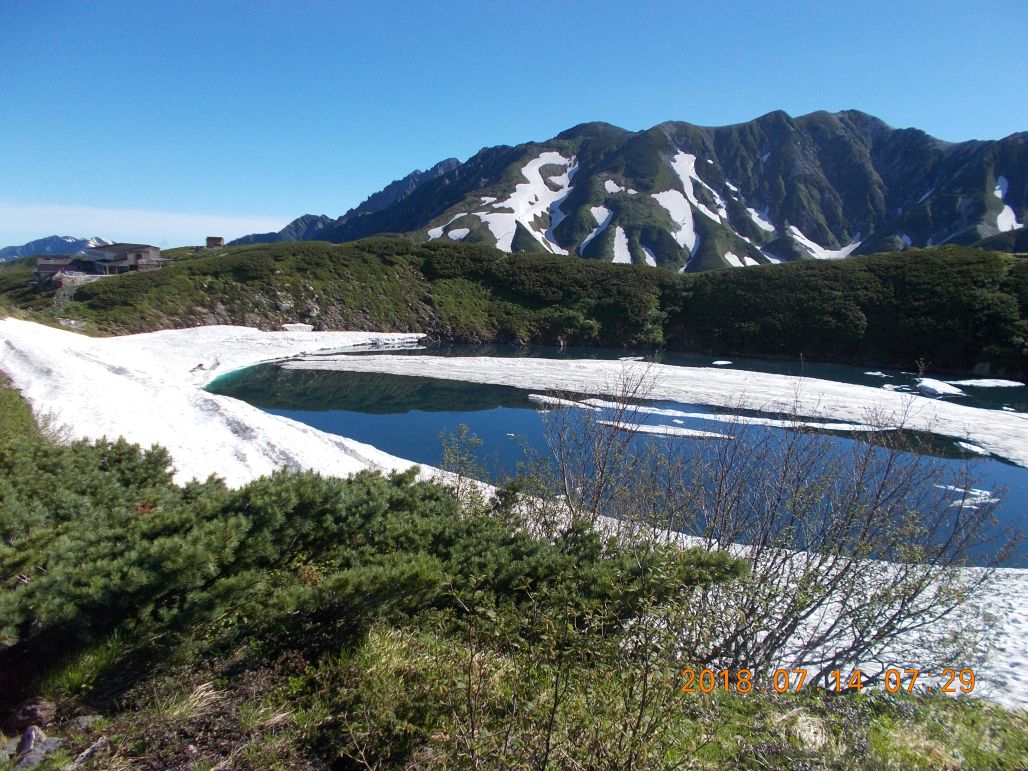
[2,238,1026,376]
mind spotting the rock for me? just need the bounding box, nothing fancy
[3,698,56,733]
[64,735,109,769]
[16,725,46,755]
[13,727,65,769]
[67,715,103,730]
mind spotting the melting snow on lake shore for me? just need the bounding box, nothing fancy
[0,319,424,487]
[282,353,1028,468]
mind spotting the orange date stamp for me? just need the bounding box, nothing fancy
[679,667,976,694]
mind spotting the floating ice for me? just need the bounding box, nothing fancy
[946,379,1024,388]
[917,378,966,397]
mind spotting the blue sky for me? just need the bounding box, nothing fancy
[2,0,1025,247]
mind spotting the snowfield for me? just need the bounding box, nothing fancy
[0,319,424,487]
[0,318,1025,709]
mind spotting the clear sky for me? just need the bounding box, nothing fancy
[2,0,1025,247]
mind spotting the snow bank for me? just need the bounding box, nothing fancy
[447,228,470,241]
[282,354,1028,468]
[0,319,425,487]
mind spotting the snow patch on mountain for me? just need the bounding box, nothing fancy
[788,226,862,260]
[994,176,1024,232]
[602,179,636,194]
[641,245,658,266]
[724,251,758,268]
[611,226,631,264]
[746,206,776,232]
[447,228,470,241]
[667,152,722,222]
[475,151,578,253]
[579,206,613,255]
[427,213,467,240]
[652,190,698,253]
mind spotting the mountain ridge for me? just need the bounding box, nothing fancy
[236,109,1025,271]
[0,235,111,262]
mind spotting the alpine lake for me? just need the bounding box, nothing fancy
[207,344,1028,567]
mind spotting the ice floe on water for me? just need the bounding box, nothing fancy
[712,360,732,365]
[597,419,730,439]
[580,399,882,433]
[527,393,598,410]
[864,371,890,378]
[935,484,1001,510]
[955,441,989,456]
[946,378,1024,388]
[917,378,966,397]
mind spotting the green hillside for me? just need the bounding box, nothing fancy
[3,238,1026,376]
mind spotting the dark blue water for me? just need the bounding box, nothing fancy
[207,358,1027,567]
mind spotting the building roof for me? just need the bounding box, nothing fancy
[92,243,159,253]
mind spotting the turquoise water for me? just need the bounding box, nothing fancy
[207,350,1027,566]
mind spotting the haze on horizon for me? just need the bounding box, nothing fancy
[2,0,1025,248]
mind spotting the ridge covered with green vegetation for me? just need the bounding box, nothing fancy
[4,238,1026,377]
